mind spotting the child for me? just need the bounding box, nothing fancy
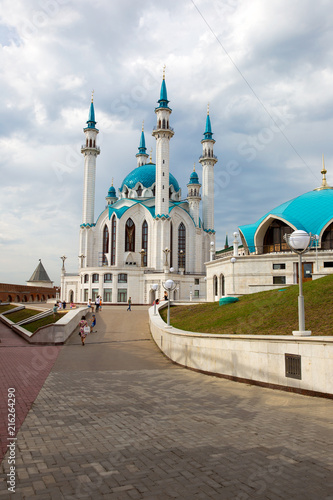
[90,314,97,333]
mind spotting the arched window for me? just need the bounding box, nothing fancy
[93,140,95,147]
[137,185,142,197]
[111,215,116,265]
[125,218,135,252]
[219,274,225,296]
[178,222,186,269]
[322,222,333,249]
[162,118,166,129]
[142,220,148,266]
[263,220,293,253]
[89,138,92,147]
[158,119,161,128]
[84,274,89,283]
[86,138,88,146]
[213,276,218,297]
[103,225,109,255]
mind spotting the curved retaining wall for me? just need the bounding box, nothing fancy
[1,307,90,344]
[149,304,333,398]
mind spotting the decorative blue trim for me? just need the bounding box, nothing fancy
[154,214,170,220]
[80,223,96,228]
[204,228,216,234]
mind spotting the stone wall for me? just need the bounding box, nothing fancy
[149,304,333,397]
[0,283,57,303]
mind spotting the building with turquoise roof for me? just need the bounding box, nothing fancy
[206,161,333,300]
[61,72,218,304]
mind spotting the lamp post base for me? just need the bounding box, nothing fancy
[292,330,312,336]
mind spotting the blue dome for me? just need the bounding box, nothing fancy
[107,185,116,197]
[188,170,199,184]
[240,189,333,252]
[120,163,180,192]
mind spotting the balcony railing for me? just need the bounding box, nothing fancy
[152,126,174,132]
[199,154,218,160]
[81,145,101,152]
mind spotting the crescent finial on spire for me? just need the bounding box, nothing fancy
[142,120,144,132]
[207,102,210,115]
[111,177,114,187]
[91,90,94,103]
[193,162,196,172]
[163,65,166,80]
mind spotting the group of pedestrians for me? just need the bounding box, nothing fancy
[87,295,102,312]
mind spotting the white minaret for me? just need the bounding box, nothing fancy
[152,68,174,217]
[81,92,100,225]
[187,164,201,227]
[199,104,217,231]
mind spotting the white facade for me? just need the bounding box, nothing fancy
[62,76,217,304]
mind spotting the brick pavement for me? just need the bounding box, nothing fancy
[0,321,61,462]
[0,306,332,499]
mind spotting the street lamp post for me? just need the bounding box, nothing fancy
[314,234,319,272]
[140,248,146,267]
[151,283,158,315]
[230,257,236,294]
[284,230,315,336]
[210,241,215,261]
[163,279,177,326]
[163,247,171,272]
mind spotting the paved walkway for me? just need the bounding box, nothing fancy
[0,306,332,499]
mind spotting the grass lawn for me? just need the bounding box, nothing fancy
[4,308,40,323]
[0,304,17,313]
[23,312,67,333]
[160,274,333,336]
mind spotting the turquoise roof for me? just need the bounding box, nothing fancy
[137,130,147,155]
[239,189,333,253]
[203,113,213,140]
[188,170,200,185]
[157,78,170,109]
[86,101,97,129]
[108,199,197,227]
[120,163,180,192]
[107,185,116,197]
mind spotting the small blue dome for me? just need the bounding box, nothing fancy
[188,170,199,185]
[120,163,180,192]
[107,185,116,197]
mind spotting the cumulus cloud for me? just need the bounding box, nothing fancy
[0,0,332,284]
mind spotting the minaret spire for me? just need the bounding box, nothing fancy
[81,95,100,225]
[314,154,333,191]
[136,121,149,167]
[199,105,217,232]
[152,68,174,217]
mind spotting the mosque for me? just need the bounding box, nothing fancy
[206,159,333,300]
[61,72,217,304]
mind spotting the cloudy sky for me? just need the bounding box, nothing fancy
[1,0,333,285]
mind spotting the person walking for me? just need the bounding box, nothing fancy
[95,295,101,312]
[53,303,58,319]
[127,297,132,311]
[79,315,89,346]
